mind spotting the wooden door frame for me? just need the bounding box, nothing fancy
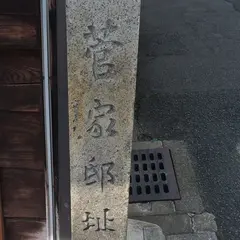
[0,184,4,240]
[54,0,71,238]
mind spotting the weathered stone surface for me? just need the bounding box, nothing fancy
[128,203,152,217]
[163,141,204,213]
[167,232,218,240]
[127,219,165,240]
[133,214,192,235]
[152,201,176,215]
[128,201,175,217]
[193,213,218,233]
[66,0,141,239]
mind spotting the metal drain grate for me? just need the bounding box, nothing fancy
[129,147,180,203]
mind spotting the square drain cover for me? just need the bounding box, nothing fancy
[129,146,180,203]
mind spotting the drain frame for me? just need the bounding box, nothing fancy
[129,146,180,203]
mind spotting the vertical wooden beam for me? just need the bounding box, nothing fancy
[0,183,5,240]
[55,0,71,238]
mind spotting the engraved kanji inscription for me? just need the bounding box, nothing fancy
[87,99,117,138]
[82,212,95,231]
[72,100,79,133]
[82,209,115,232]
[84,157,114,191]
[73,100,79,123]
[84,19,123,80]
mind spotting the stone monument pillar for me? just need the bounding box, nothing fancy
[66,0,141,239]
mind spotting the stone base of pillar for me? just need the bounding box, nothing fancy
[127,219,165,240]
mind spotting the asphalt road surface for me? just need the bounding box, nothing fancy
[136,0,240,239]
